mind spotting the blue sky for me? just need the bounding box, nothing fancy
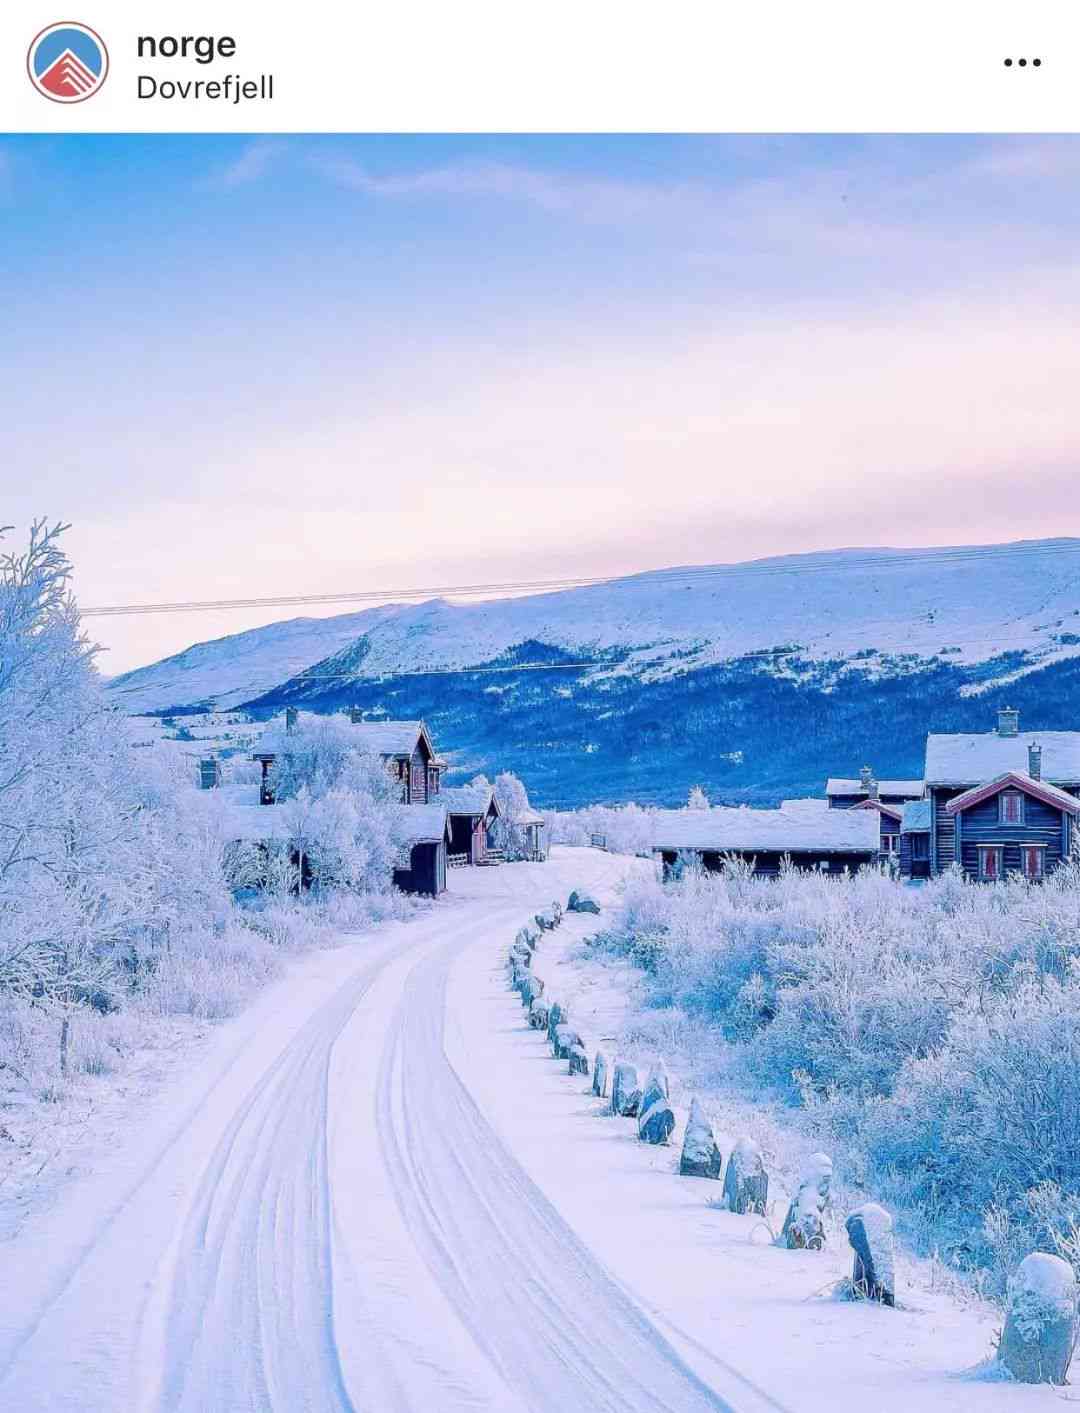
[2,133,1079,671]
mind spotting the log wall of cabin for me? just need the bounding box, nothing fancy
[953,793,1069,878]
[392,841,447,895]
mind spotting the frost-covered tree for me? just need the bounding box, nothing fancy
[265,716,403,893]
[686,785,710,810]
[492,771,532,860]
[0,523,160,1069]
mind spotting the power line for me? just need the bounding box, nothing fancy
[83,539,1080,619]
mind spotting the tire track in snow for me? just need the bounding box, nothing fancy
[150,955,399,1411]
[376,932,737,1413]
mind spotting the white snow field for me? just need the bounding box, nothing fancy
[0,848,1064,1411]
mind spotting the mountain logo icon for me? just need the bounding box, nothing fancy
[28,22,108,103]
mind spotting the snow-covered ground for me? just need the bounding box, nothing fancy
[0,848,1067,1410]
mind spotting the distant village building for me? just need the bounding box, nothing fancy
[251,714,441,805]
[652,804,880,878]
[514,807,548,862]
[826,768,923,861]
[919,708,1080,881]
[392,804,451,896]
[440,783,502,865]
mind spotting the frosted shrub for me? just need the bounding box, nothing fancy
[546,803,656,856]
[596,857,1080,1289]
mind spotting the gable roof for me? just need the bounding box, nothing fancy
[901,799,932,833]
[652,804,880,855]
[439,784,500,819]
[252,715,431,761]
[925,730,1080,786]
[826,778,923,798]
[944,771,1080,817]
[848,797,904,822]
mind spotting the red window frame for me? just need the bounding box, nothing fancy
[999,792,1024,825]
[978,845,1004,881]
[1022,845,1045,880]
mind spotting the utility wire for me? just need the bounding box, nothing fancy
[83,539,1080,618]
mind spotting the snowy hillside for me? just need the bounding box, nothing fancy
[109,539,1080,715]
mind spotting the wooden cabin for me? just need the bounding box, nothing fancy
[439,784,501,865]
[514,807,548,862]
[846,796,904,863]
[919,708,1080,880]
[826,768,924,811]
[251,712,441,805]
[653,804,880,879]
[392,804,451,896]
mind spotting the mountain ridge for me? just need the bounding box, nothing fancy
[107,539,1080,806]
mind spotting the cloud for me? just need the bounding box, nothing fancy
[216,140,288,188]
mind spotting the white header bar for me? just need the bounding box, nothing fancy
[2,0,1079,133]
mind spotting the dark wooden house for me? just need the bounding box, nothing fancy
[252,713,441,805]
[439,784,502,865]
[392,804,451,896]
[846,796,904,863]
[826,768,924,811]
[652,804,880,879]
[919,708,1080,880]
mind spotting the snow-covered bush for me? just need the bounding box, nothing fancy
[546,802,656,855]
[594,856,1080,1292]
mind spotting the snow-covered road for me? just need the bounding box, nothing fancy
[0,847,1059,1411]
[0,848,730,1412]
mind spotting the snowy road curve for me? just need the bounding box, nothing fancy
[0,850,738,1412]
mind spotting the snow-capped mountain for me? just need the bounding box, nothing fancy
[109,539,1080,716]
[108,539,1080,806]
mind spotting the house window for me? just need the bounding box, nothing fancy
[978,845,1004,881]
[881,834,899,854]
[999,792,1024,825]
[1022,845,1045,880]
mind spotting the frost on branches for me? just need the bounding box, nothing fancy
[593,854,1080,1295]
[0,524,410,1145]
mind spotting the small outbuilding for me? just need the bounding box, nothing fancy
[514,807,548,861]
[392,804,451,896]
[440,784,502,865]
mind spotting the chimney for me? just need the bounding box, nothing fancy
[867,776,879,799]
[285,707,298,734]
[349,707,363,724]
[1029,741,1042,781]
[997,706,1019,738]
[199,757,220,790]
[859,764,874,791]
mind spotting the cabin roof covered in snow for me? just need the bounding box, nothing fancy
[924,730,1080,784]
[900,799,932,833]
[825,778,923,797]
[439,784,500,818]
[514,807,546,826]
[252,716,429,760]
[652,804,880,855]
[212,788,296,843]
[396,804,450,845]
